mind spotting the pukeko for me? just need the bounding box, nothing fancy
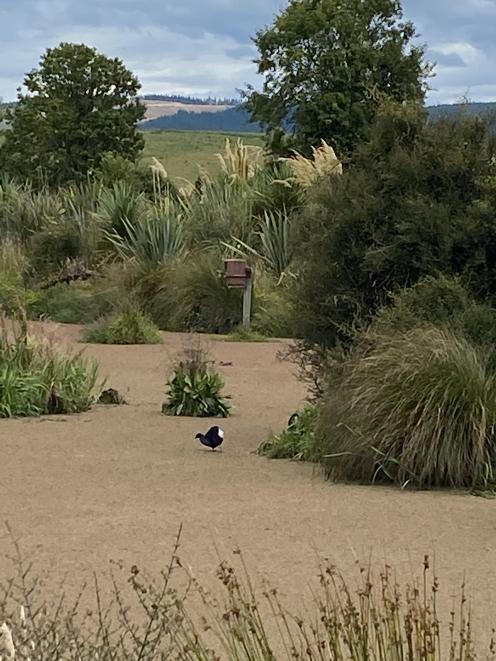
[195,426,224,451]
[288,412,299,427]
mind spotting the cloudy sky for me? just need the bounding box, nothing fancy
[0,0,495,105]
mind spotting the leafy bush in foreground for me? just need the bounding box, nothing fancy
[0,326,100,417]
[318,327,496,489]
[0,537,490,661]
[84,306,162,345]
[162,344,231,417]
[258,405,317,460]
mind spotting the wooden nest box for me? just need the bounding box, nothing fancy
[224,259,252,288]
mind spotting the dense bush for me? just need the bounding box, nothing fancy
[293,103,496,349]
[163,344,231,417]
[84,306,162,345]
[0,325,101,417]
[371,275,496,371]
[28,281,112,324]
[317,327,496,489]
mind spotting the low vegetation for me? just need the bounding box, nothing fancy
[0,321,101,418]
[162,343,231,418]
[227,325,268,342]
[83,306,162,345]
[0,536,491,661]
[258,405,317,460]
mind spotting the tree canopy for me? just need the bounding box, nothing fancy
[247,0,430,156]
[0,43,145,186]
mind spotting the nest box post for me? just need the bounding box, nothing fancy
[224,259,253,330]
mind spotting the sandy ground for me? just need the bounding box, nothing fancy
[1,324,496,641]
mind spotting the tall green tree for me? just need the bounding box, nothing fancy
[0,43,145,186]
[247,0,430,156]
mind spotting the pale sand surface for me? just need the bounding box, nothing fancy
[0,324,495,641]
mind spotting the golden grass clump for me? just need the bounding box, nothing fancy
[284,140,343,187]
[216,138,265,182]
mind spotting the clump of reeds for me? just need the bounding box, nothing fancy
[0,316,101,418]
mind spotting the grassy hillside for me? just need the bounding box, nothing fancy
[141,130,264,181]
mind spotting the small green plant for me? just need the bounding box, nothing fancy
[226,325,267,342]
[0,321,101,418]
[84,306,162,345]
[258,405,317,460]
[162,343,231,417]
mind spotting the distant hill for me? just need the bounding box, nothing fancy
[141,106,263,133]
[427,102,496,121]
[142,94,238,106]
[3,98,496,135]
[141,101,496,134]
[143,99,233,121]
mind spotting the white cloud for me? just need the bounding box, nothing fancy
[1,0,495,105]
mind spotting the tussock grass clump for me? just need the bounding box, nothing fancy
[0,324,100,418]
[0,532,492,661]
[258,405,317,460]
[318,327,496,489]
[162,342,231,417]
[84,306,162,345]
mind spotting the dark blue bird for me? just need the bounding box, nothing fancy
[195,426,224,451]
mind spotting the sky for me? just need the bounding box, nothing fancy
[0,0,495,105]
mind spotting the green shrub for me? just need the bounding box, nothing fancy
[186,177,255,246]
[162,346,231,417]
[252,276,296,338]
[164,252,243,333]
[0,327,101,417]
[0,240,36,316]
[105,203,186,264]
[317,327,496,489]
[96,181,147,238]
[371,275,496,372]
[28,279,118,324]
[84,306,162,345]
[227,326,267,342]
[257,405,317,460]
[372,274,472,334]
[292,105,496,350]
